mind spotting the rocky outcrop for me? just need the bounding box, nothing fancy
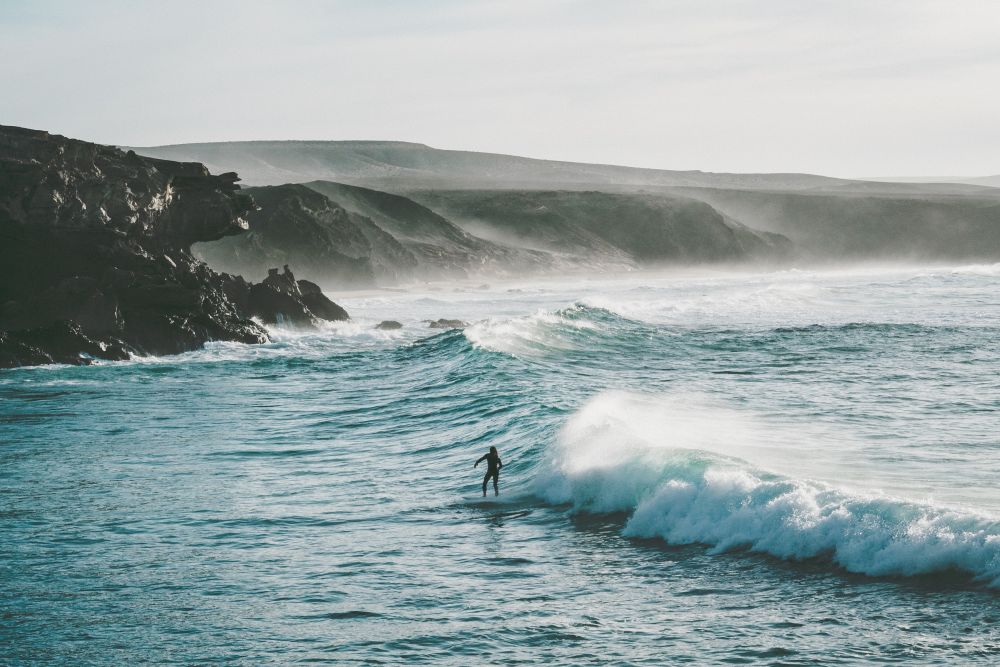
[243,265,349,326]
[375,320,403,330]
[0,125,348,367]
[296,277,349,322]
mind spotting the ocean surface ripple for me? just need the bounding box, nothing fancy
[3,265,1000,665]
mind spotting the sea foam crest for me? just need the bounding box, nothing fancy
[464,305,601,356]
[581,280,831,326]
[948,262,1000,276]
[537,391,1000,585]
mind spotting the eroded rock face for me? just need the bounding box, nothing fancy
[0,125,348,367]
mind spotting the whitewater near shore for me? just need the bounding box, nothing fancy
[3,263,1000,664]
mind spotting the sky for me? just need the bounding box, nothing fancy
[1,0,998,177]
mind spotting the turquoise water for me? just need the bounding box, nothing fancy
[3,265,1000,665]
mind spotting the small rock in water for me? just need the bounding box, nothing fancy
[375,320,403,330]
[428,318,468,329]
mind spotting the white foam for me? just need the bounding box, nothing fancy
[949,262,1000,276]
[624,469,1000,583]
[581,279,834,327]
[83,318,413,368]
[464,305,599,356]
[537,391,1000,585]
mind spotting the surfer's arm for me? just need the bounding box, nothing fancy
[474,454,487,468]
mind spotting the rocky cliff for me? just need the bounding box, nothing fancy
[0,125,347,368]
[194,182,558,285]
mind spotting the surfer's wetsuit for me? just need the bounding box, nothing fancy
[475,450,503,497]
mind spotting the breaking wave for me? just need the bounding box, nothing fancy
[463,304,620,356]
[536,391,1000,586]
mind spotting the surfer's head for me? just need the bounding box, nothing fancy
[490,446,498,455]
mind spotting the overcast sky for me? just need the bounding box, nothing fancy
[2,0,998,177]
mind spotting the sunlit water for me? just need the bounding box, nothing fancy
[3,264,1000,665]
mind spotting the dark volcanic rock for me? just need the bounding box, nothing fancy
[428,319,468,329]
[0,321,131,367]
[375,320,403,330]
[247,265,314,326]
[297,278,349,322]
[245,265,348,325]
[0,125,349,367]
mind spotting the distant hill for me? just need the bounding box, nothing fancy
[132,141,1000,270]
[965,175,1000,188]
[864,175,1000,189]
[130,140,1000,196]
[409,190,792,265]
[403,185,1000,265]
[129,140,854,192]
[665,187,1000,262]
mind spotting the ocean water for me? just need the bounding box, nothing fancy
[3,264,1000,665]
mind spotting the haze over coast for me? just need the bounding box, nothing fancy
[128,139,1000,286]
[3,2,1000,665]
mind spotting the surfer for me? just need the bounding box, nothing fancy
[474,446,503,497]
